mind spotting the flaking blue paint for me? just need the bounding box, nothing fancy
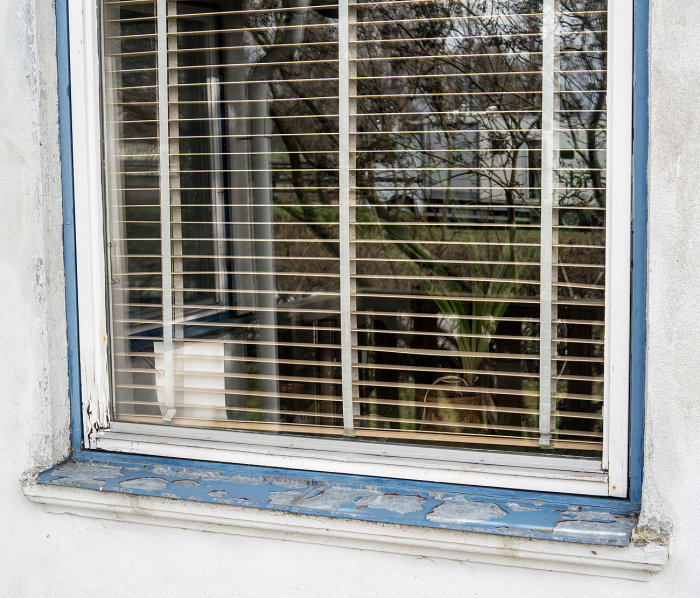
[55,0,83,454]
[38,452,638,546]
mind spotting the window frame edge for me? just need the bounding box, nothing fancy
[59,0,649,500]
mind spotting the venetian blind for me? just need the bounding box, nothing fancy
[103,0,608,455]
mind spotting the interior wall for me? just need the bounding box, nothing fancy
[0,0,699,595]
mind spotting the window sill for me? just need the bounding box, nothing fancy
[24,452,666,580]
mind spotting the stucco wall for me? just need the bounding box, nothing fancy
[1,0,699,595]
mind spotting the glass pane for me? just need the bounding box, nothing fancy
[349,0,543,450]
[104,0,344,434]
[102,0,607,457]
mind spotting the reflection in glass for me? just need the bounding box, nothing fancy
[103,0,607,456]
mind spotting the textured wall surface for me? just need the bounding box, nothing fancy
[638,0,700,591]
[0,0,70,527]
[1,0,699,596]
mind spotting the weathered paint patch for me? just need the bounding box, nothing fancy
[206,490,229,498]
[553,519,637,543]
[506,502,538,512]
[35,453,639,546]
[50,462,124,485]
[150,464,309,489]
[80,356,111,449]
[561,510,617,523]
[427,498,506,524]
[268,488,311,506]
[271,485,426,516]
[358,492,424,515]
[120,477,168,492]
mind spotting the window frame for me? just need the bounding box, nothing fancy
[65,0,641,499]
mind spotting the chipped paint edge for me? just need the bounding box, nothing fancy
[81,356,111,449]
[23,477,667,581]
[67,0,112,451]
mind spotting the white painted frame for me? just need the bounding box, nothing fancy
[603,0,634,497]
[71,0,633,496]
[70,0,111,446]
[98,421,608,494]
[338,0,356,436]
[538,0,557,448]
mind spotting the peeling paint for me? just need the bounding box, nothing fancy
[268,488,311,506]
[206,490,228,498]
[357,492,425,515]
[561,510,617,523]
[292,486,363,512]
[506,502,538,512]
[49,462,123,485]
[80,356,110,449]
[35,454,639,546]
[273,485,426,516]
[150,464,309,489]
[426,498,507,524]
[120,477,168,492]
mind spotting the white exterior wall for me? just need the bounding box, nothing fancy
[0,0,698,595]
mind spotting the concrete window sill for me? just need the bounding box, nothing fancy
[23,452,667,580]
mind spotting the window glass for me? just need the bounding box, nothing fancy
[102,0,607,456]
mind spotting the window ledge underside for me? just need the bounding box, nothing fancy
[25,452,664,580]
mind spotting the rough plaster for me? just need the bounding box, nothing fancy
[0,0,69,476]
[1,0,699,595]
[635,0,700,588]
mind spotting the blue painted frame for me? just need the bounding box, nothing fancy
[54,0,649,515]
[56,0,83,453]
[629,0,649,506]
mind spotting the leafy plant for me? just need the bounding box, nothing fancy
[379,221,522,386]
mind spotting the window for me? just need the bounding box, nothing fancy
[74,0,632,497]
